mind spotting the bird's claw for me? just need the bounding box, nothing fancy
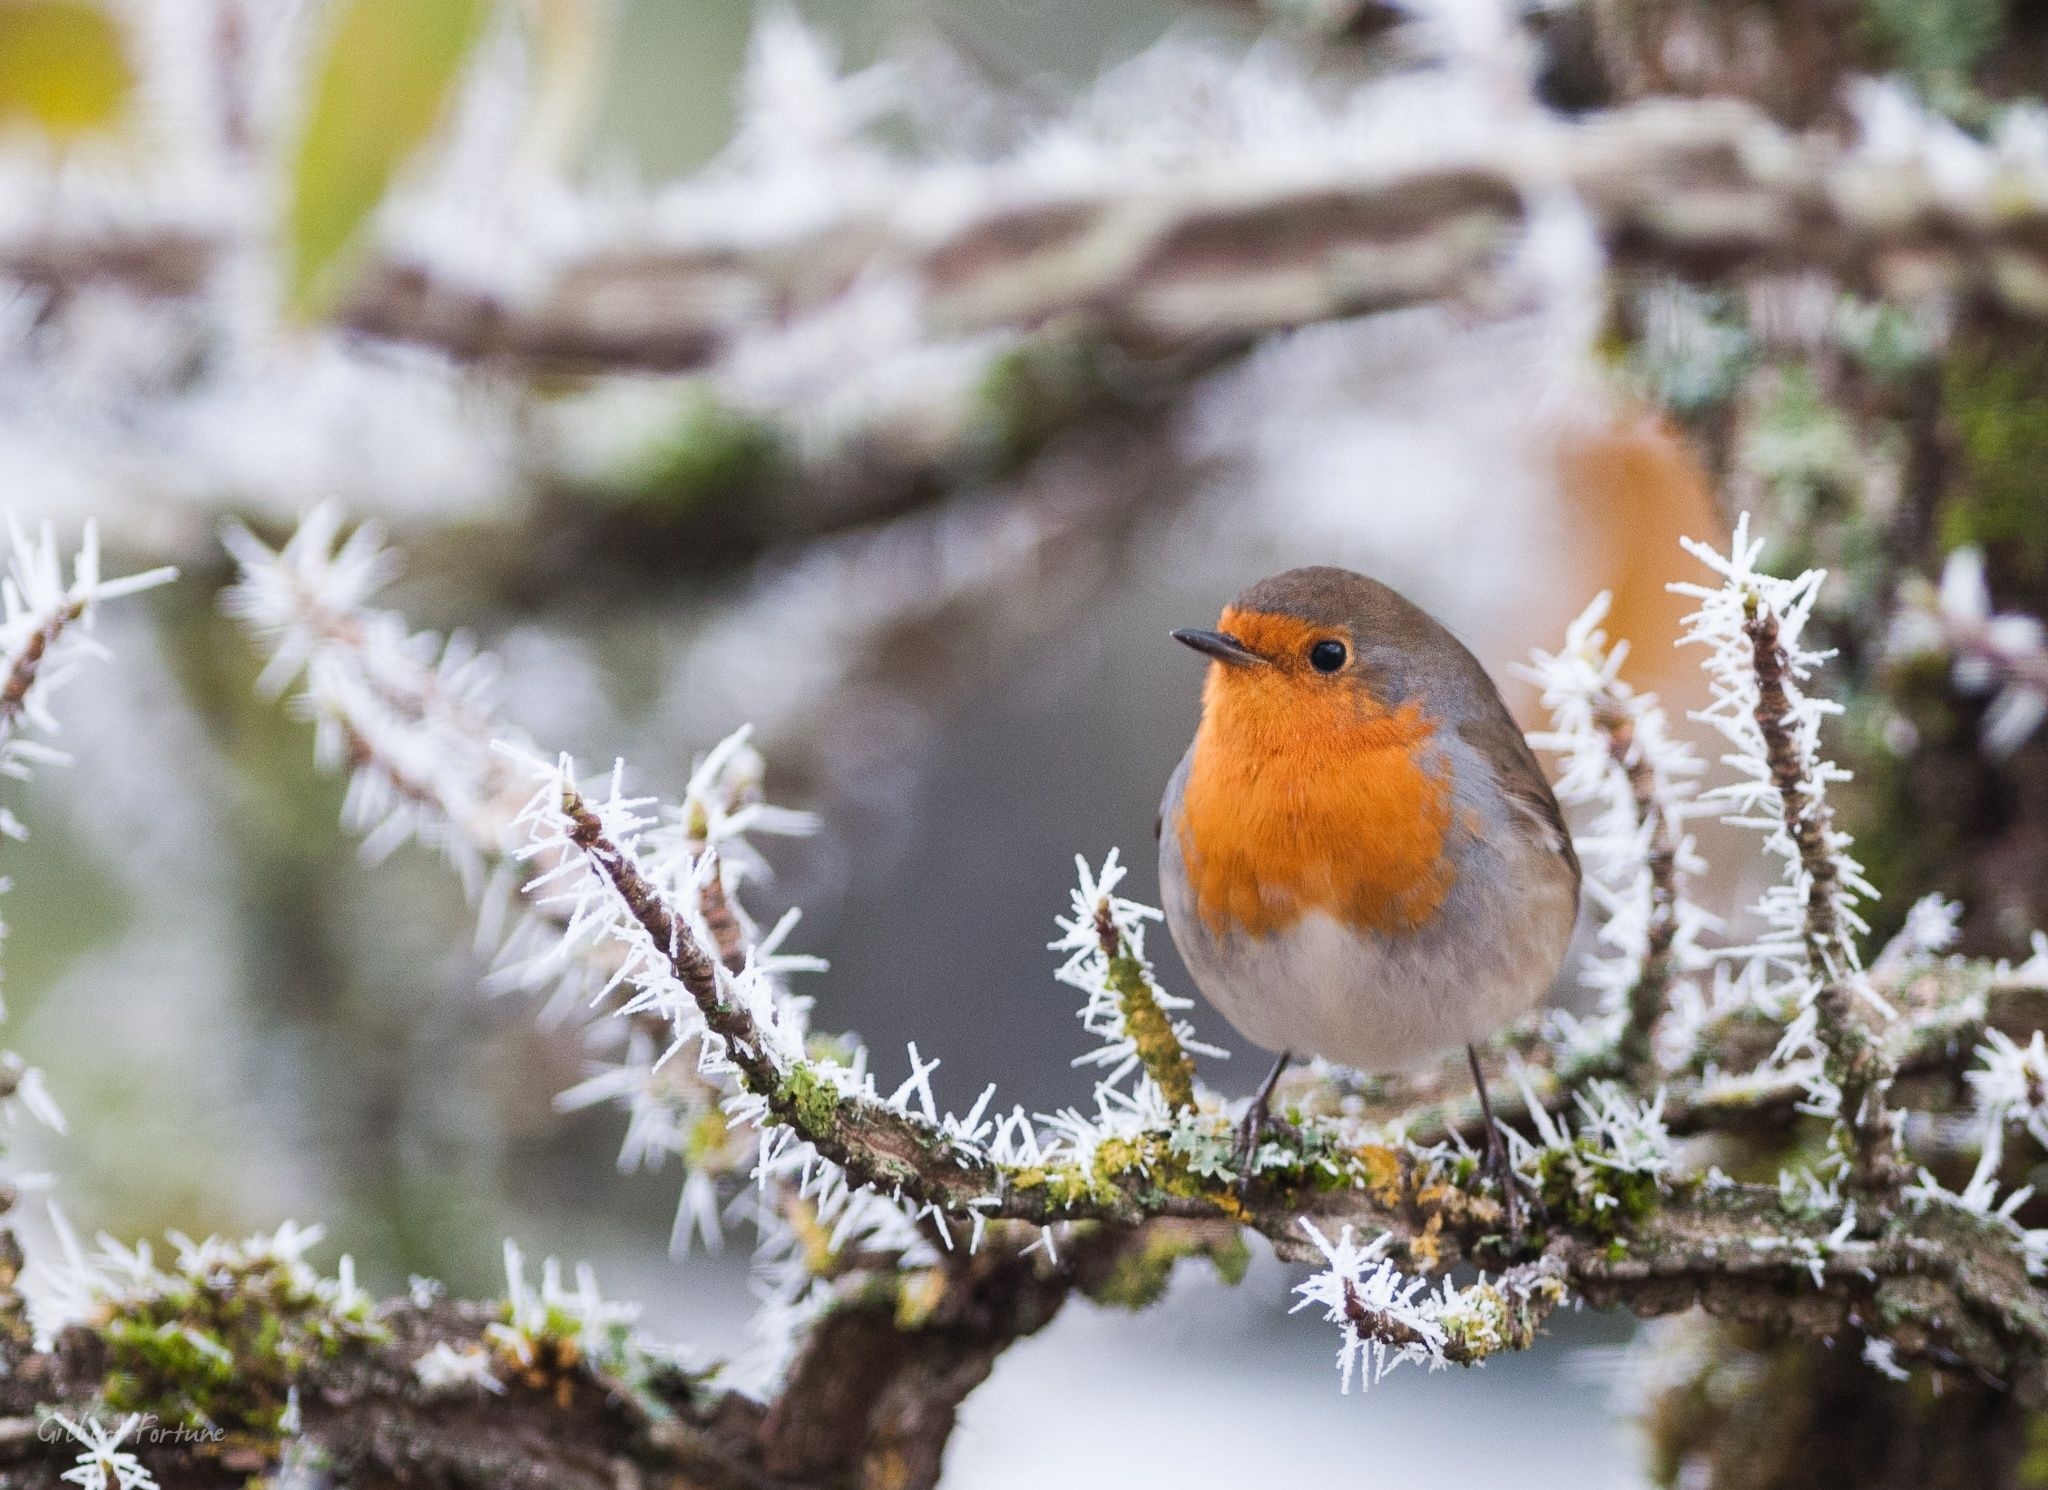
[1233,1049,1297,1197]
[1481,1121,1525,1248]
[1465,1042,1526,1250]
[1231,1107,1265,1190]
[1231,1102,1301,1198]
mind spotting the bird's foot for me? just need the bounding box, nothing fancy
[1231,1050,1296,1198]
[1481,1117,1524,1248]
[1231,1102,1267,1185]
[1466,1042,1526,1249]
[1231,1099,1302,1198]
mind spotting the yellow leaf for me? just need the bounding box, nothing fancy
[518,0,612,171]
[0,0,132,138]
[285,0,492,321]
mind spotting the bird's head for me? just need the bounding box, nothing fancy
[1173,566,1444,739]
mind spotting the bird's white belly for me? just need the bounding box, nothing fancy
[1176,910,1551,1072]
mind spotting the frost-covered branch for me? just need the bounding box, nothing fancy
[1524,593,1709,1074]
[1675,514,1902,1192]
[225,514,874,1261]
[0,519,173,1195]
[528,764,1007,1212]
[221,509,523,890]
[520,763,1231,1241]
[0,522,175,766]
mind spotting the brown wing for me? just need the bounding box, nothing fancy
[1458,699,1581,886]
[1502,766,1580,882]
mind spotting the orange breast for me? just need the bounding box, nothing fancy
[1175,656,1456,941]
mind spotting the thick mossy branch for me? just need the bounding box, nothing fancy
[14,1153,2048,1490]
[0,1289,716,1490]
[0,1223,1248,1490]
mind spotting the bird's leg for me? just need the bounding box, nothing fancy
[1234,1050,1292,1185]
[1467,1043,1523,1244]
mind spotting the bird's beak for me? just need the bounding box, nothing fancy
[1172,628,1265,668]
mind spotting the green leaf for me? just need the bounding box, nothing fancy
[284,0,491,321]
[0,0,132,138]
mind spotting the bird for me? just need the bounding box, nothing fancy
[1157,566,1580,1232]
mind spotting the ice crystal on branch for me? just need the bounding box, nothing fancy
[1291,1223,1447,1390]
[1969,1030,2048,1152]
[1871,893,1962,976]
[1291,1221,1569,1392]
[1525,1078,1674,1181]
[1899,1140,2048,1280]
[412,1341,504,1396]
[1,518,177,774]
[488,1239,640,1377]
[1506,1069,1672,1228]
[48,1412,158,1490]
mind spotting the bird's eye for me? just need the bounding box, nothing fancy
[1309,639,1347,674]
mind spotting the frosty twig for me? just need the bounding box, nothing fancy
[1524,593,1708,1073]
[1675,515,1901,1191]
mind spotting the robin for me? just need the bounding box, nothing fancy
[1159,566,1580,1232]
